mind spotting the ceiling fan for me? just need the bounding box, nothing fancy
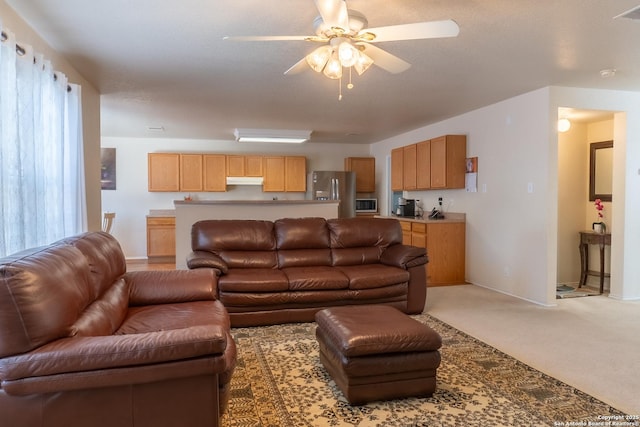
[224,0,459,98]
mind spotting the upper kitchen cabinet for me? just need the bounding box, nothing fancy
[285,156,307,192]
[263,156,307,192]
[429,135,466,189]
[203,154,227,192]
[416,140,431,189]
[402,144,417,191]
[391,135,467,191]
[179,154,203,192]
[226,155,263,177]
[262,156,285,191]
[148,153,180,192]
[344,157,376,193]
[391,147,404,191]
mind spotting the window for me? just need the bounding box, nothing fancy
[0,28,85,257]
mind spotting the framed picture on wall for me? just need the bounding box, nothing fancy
[101,148,116,190]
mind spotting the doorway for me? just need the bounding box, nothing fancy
[556,108,614,295]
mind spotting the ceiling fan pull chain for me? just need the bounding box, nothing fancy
[347,67,354,90]
[338,77,343,100]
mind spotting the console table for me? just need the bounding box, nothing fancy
[578,231,611,294]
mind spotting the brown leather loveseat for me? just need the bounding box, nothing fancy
[187,217,428,327]
[0,231,236,427]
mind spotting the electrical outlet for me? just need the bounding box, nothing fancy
[503,267,510,277]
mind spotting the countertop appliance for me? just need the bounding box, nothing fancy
[355,198,378,213]
[307,171,356,218]
[396,198,416,217]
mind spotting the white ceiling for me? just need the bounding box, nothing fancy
[6,0,640,144]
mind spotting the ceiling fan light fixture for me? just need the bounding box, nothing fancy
[306,45,332,72]
[353,51,374,75]
[338,40,359,67]
[323,54,343,79]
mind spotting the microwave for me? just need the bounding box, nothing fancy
[355,198,378,213]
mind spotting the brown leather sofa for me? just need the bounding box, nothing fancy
[187,217,428,327]
[0,231,236,427]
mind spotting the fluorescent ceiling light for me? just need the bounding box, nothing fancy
[234,128,312,144]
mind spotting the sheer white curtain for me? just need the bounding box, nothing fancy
[0,26,86,257]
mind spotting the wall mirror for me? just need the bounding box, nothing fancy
[589,140,613,202]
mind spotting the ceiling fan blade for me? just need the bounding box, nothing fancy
[314,0,349,30]
[284,58,309,75]
[223,35,309,42]
[358,43,411,74]
[364,20,460,42]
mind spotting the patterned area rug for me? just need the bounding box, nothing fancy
[221,313,624,427]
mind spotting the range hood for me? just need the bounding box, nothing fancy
[226,176,264,186]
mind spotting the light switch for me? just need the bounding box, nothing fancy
[527,182,534,193]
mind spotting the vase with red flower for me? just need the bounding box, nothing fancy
[592,198,606,233]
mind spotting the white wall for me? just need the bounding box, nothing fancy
[557,121,589,285]
[371,88,552,304]
[1,0,102,230]
[371,86,640,305]
[101,137,370,259]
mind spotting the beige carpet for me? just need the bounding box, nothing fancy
[221,313,625,427]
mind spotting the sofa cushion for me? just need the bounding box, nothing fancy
[277,248,332,268]
[68,278,130,337]
[328,217,401,250]
[283,266,349,290]
[192,220,278,268]
[61,231,127,301]
[274,218,330,249]
[116,300,230,334]
[0,245,93,357]
[218,269,289,292]
[336,265,410,290]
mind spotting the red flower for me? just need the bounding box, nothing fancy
[594,199,604,219]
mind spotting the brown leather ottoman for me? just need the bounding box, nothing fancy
[315,305,442,405]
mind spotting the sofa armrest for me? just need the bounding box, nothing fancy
[126,269,216,305]
[186,250,228,274]
[380,244,428,269]
[0,325,227,382]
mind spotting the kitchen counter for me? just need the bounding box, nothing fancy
[147,209,175,217]
[376,212,466,224]
[174,199,338,206]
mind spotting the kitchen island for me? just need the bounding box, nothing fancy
[173,199,339,269]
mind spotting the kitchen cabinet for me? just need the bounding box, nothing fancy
[148,153,180,192]
[226,155,263,177]
[203,154,227,191]
[429,135,466,189]
[285,156,307,192]
[263,156,306,192]
[179,154,203,192]
[391,147,404,191]
[398,218,465,285]
[403,144,417,190]
[146,216,176,262]
[390,135,466,191]
[263,156,285,191]
[416,140,431,189]
[344,157,376,193]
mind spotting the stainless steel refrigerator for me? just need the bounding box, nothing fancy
[307,171,356,218]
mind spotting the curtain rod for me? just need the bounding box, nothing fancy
[1,30,73,93]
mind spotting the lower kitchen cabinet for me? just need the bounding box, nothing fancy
[398,219,465,285]
[146,216,176,262]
